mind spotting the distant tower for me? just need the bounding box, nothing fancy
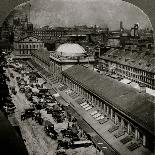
[94,25,97,32]
[120,21,123,30]
[130,23,139,38]
[28,3,31,23]
[134,23,139,37]
[120,21,124,36]
[27,3,33,34]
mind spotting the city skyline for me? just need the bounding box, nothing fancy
[10,0,152,30]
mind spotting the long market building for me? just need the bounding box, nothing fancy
[61,65,154,152]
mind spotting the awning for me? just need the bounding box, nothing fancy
[53,93,60,97]
[146,88,155,97]
[129,82,140,90]
[47,102,57,107]
[38,78,45,85]
[120,78,131,84]
[32,88,39,93]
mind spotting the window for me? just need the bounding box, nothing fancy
[33,45,35,48]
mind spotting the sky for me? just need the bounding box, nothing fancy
[11,0,152,30]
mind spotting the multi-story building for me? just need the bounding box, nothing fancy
[13,35,44,59]
[31,43,95,78]
[32,28,67,43]
[98,47,155,89]
[61,65,154,152]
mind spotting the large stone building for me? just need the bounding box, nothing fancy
[61,65,154,152]
[32,28,66,43]
[13,35,44,59]
[31,43,95,78]
[50,43,95,76]
[29,42,154,154]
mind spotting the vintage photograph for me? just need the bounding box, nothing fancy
[0,0,154,155]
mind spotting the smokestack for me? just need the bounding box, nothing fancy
[120,21,123,30]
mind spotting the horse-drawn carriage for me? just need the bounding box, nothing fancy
[21,108,35,121]
[10,86,17,95]
[44,120,58,140]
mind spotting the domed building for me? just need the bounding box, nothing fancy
[50,43,95,76]
[56,43,86,57]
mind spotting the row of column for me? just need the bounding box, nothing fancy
[49,61,61,75]
[63,76,147,146]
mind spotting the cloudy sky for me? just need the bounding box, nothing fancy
[13,0,152,30]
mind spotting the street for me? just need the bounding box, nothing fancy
[6,66,98,155]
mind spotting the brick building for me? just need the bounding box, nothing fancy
[99,48,155,89]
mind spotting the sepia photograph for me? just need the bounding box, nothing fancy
[0,0,154,155]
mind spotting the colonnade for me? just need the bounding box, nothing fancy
[62,75,147,146]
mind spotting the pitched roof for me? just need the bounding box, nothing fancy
[101,48,155,73]
[62,65,154,134]
[15,35,43,43]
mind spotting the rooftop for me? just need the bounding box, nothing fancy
[62,65,154,134]
[56,43,86,57]
[101,48,155,73]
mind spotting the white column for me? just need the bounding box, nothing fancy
[137,130,140,139]
[110,109,113,119]
[87,92,89,99]
[135,128,138,139]
[92,96,94,103]
[100,150,104,155]
[121,119,124,128]
[103,104,106,112]
[127,123,131,134]
[107,106,109,115]
[114,114,118,124]
[143,135,146,146]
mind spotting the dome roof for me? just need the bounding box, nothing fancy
[56,43,86,57]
